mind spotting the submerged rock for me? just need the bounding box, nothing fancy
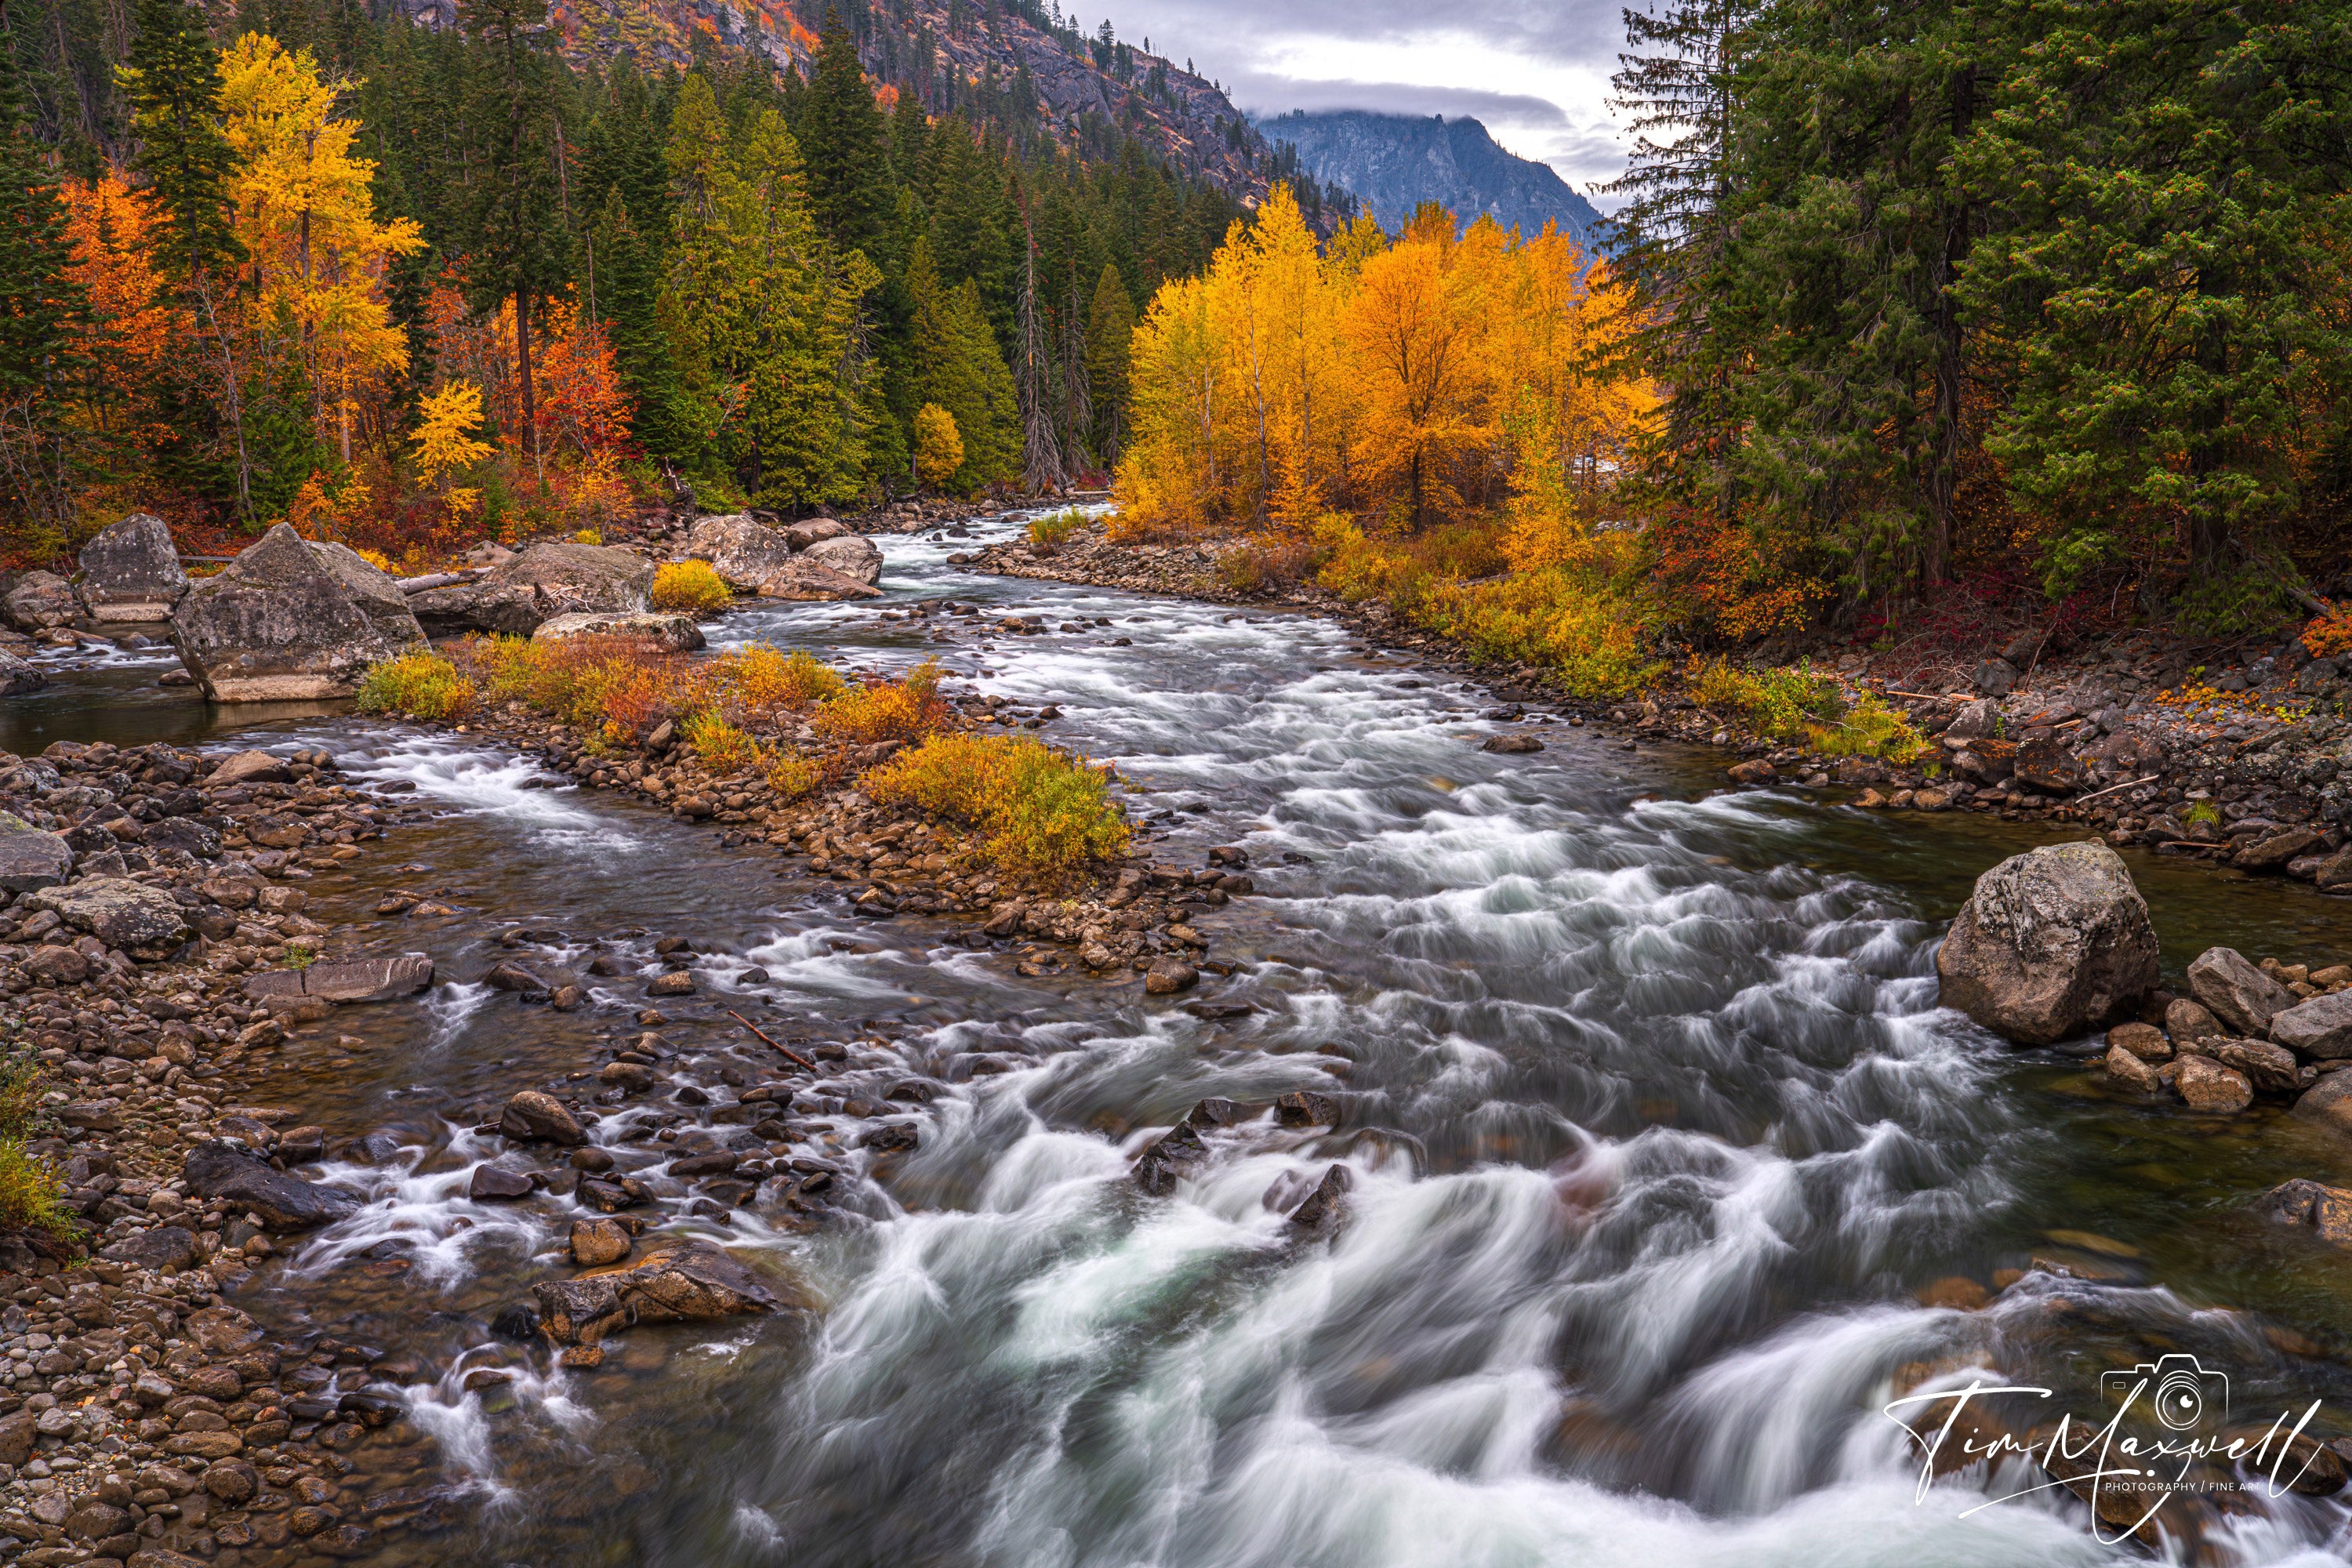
[1935,841,2160,1044]
[2254,1178,2352,1247]
[532,1241,785,1345]
[76,513,188,621]
[169,524,426,700]
[241,953,434,1005]
[181,1144,360,1229]
[499,1090,586,1145]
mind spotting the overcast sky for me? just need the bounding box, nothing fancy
[1094,0,1637,209]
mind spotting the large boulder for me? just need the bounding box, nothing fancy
[181,1144,359,1230]
[1,571,76,630]
[1934,840,2160,1044]
[0,812,71,892]
[241,953,434,1006]
[408,543,653,637]
[2272,992,2352,1060]
[169,524,426,700]
[800,534,883,586]
[532,610,706,652]
[2185,947,2297,1036]
[2295,1072,2352,1138]
[0,651,44,695]
[25,876,191,957]
[531,1241,785,1345]
[753,556,883,601]
[780,517,846,550]
[76,514,187,621]
[685,514,798,590]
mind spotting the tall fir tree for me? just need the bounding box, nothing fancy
[1084,260,1134,462]
[0,10,88,528]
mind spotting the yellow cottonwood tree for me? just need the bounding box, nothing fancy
[217,33,423,462]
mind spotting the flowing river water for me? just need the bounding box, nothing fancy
[15,514,2352,1566]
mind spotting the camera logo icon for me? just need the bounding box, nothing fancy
[2100,1352,2229,1432]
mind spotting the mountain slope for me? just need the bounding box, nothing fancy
[1256,109,1602,245]
[387,0,1283,203]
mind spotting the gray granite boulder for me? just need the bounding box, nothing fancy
[25,876,190,956]
[532,610,706,651]
[0,812,71,891]
[242,953,434,1006]
[684,514,797,592]
[1934,840,2160,1044]
[2186,946,2298,1036]
[169,524,426,700]
[0,651,43,695]
[409,543,653,637]
[76,514,187,621]
[800,534,883,586]
[2273,992,2352,1060]
[1,570,75,630]
[181,1144,359,1230]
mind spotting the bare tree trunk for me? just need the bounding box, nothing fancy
[1015,215,1062,494]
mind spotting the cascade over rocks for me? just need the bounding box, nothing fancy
[75,514,188,621]
[531,1242,786,1345]
[408,543,654,636]
[169,523,427,700]
[1935,840,2160,1044]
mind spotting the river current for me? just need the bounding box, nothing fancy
[13,513,2352,1567]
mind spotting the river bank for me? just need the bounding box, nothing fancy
[964,517,2352,899]
[5,510,2352,1563]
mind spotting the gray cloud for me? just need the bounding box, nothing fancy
[1101,0,1634,199]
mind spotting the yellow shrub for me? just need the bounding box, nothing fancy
[720,644,845,716]
[355,652,477,720]
[460,633,713,745]
[915,402,964,489]
[1683,658,1925,760]
[683,711,759,770]
[354,546,395,573]
[573,528,603,546]
[862,732,1129,883]
[652,559,733,615]
[765,752,821,797]
[815,659,951,746]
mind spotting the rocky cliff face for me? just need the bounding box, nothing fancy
[1257,109,1603,245]
[387,0,1276,201]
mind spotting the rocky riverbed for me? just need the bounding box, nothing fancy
[9,510,2352,1564]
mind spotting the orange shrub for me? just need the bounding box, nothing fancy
[814,659,952,746]
[462,633,715,745]
[719,644,846,717]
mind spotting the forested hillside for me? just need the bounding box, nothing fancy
[0,0,1263,561]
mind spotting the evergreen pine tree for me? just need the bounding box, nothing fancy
[909,236,1015,492]
[0,21,86,398]
[800,7,893,263]
[1084,260,1133,462]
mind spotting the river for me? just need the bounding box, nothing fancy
[13,511,2352,1566]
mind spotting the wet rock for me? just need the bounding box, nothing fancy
[0,648,45,695]
[483,960,552,994]
[2270,992,2352,1060]
[2165,996,2224,1045]
[2,568,76,630]
[207,748,290,786]
[2314,848,2352,892]
[143,815,221,858]
[862,1122,919,1154]
[2186,946,2296,1036]
[64,1499,131,1541]
[752,556,884,601]
[243,952,434,1005]
[2235,828,2326,872]
[1481,734,1544,753]
[598,1059,655,1090]
[569,1218,633,1267]
[412,541,655,636]
[2176,1054,2254,1114]
[26,875,191,955]
[800,534,884,586]
[684,514,797,590]
[1144,959,1199,995]
[1276,1091,1340,1127]
[1934,841,2159,1045]
[2105,1044,2166,1092]
[578,1175,649,1211]
[1133,1123,1208,1195]
[1288,1163,1353,1228]
[182,1143,360,1229]
[169,523,427,699]
[468,1163,535,1200]
[2210,1037,2299,1094]
[532,1240,786,1345]
[201,1457,258,1504]
[76,513,188,620]
[0,811,71,892]
[532,610,706,652]
[499,1091,586,1145]
[1187,1098,1246,1128]
[2107,1022,2171,1061]
[647,969,695,996]
[1726,760,1776,785]
[2254,1178,2352,1247]
[2293,1070,2352,1138]
[100,1225,198,1271]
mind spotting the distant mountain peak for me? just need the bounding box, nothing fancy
[1254,108,1603,248]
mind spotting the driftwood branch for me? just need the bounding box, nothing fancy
[728,1010,818,1073]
